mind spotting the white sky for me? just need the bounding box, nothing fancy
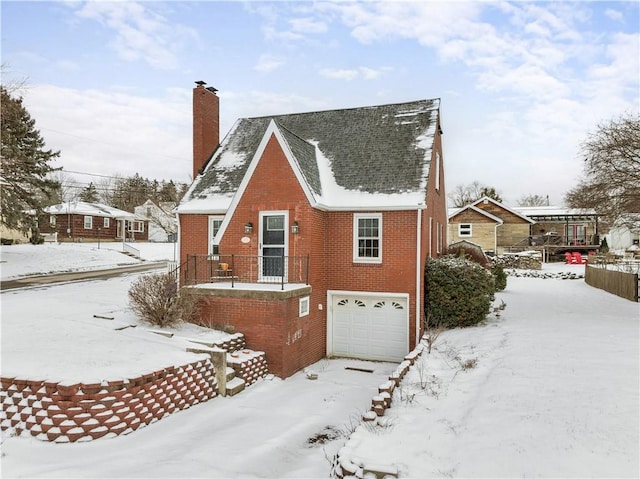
[1,1,638,206]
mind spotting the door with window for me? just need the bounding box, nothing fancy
[567,224,586,245]
[259,211,288,281]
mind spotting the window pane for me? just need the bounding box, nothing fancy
[358,238,379,257]
[267,216,284,230]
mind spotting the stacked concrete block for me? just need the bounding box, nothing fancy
[212,333,246,353]
[333,347,426,478]
[0,359,216,443]
[227,349,269,386]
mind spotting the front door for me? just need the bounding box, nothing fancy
[567,224,586,245]
[259,211,288,282]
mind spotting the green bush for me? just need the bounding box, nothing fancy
[492,264,507,292]
[425,256,495,328]
[128,273,200,327]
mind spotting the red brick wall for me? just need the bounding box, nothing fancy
[325,210,420,348]
[195,294,318,378]
[193,84,220,179]
[179,214,209,265]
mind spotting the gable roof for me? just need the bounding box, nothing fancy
[470,196,536,224]
[448,204,504,224]
[44,201,137,220]
[177,99,440,213]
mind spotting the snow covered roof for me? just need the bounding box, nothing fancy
[512,206,598,217]
[44,202,137,220]
[178,99,441,213]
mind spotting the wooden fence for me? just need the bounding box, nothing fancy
[585,265,639,302]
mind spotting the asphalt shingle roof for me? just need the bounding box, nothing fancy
[181,99,440,211]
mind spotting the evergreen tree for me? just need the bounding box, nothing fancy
[78,182,99,203]
[1,86,60,232]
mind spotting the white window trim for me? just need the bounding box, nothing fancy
[353,213,383,264]
[208,215,224,256]
[50,216,56,226]
[435,151,441,191]
[458,223,472,237]
[130,221,144,233]
[83,216,92,229]
[103,217,110,228]
[299,296,310,317]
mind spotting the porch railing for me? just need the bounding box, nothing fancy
[175,254,310,290]
[526,233,600,247]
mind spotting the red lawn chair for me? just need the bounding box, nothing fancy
[565,252,574,264]
[572,252,586,264]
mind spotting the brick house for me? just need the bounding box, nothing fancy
[39,201,148,242]
[176,81,447,378]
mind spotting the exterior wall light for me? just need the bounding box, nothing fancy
[291,221,299,234]
[244,222,253,234]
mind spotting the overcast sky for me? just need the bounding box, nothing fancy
[2,0,638,205]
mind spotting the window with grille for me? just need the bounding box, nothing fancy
[353,213,382,263]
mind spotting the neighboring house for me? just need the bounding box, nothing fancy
[605,214,640,252]
[39,201,149,242]
[448,199,600,258]
[512,205,599,249]
[0,224,30,244]
[176,81,448,378]
[134,199,177,242]
[448,197,534,255]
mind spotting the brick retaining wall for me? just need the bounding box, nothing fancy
[1,359,216,443]
[1,333,271,444]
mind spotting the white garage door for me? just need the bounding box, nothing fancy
[330,294,409,362]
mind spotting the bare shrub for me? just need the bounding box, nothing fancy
[423,312,444,354]
[128,273,200,327]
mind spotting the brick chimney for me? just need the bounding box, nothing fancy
[192,81,220,179]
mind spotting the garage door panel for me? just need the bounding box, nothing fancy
[331,293,408,362]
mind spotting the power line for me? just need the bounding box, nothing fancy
[40,127,188,162]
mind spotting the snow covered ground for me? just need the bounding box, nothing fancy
[0,241,177,281]
[1,244,638,478]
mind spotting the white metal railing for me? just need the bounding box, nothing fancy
[123,242,140,259]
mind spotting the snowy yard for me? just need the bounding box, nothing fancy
[0,243,638,478]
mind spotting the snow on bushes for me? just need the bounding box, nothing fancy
[425,256,495,328]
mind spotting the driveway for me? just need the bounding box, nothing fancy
[0,261,167,290]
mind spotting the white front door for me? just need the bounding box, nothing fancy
[259,211,288,282]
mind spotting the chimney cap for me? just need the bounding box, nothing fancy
[195,80,206,87]
[206,86,218,94]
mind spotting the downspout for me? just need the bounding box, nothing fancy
[415,207,422,348]
[176,213,182,288]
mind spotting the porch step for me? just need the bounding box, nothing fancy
[225,366,236,382]
[226,377,246,397]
